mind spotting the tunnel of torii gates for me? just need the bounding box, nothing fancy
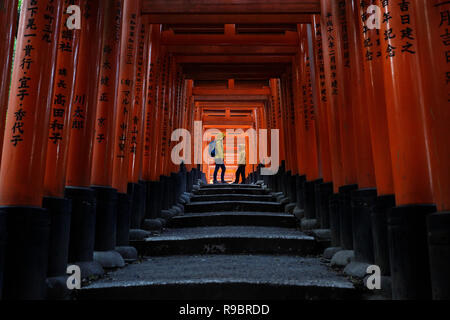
[0,0,448,300]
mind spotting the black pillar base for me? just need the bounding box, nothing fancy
[65,187,96,263]
[43,197,72,279]
[128,182,145,229]
[339,184,358,250]
[0,207,50,300]
[427,211,450,300]
[160,176,170,211]
[316,182,333,229]
[388,204,436,300]
[329,193,341,247]
[91,186,118,252]
[295,175,306,210]
[351,188,377,264]
[304,179,323,220]
[116,192,131,247]
[372,194,395,276]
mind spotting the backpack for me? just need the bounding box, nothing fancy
[208,140,216,157]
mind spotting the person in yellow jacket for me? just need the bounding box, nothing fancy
[213,132,226,184]
[234,144,246,184]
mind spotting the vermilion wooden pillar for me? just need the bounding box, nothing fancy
[346,0,376,190]
[65,0,104,276]
[320,2,345,194]
[311,15,333,185]
[0,0,19,163]
[320,0,349,250]
[0,0,63,299]
[44,0,82,198]
[355,0,395,278]
[90,0,125,268]
[380,0,436,300]
[112,0,141,261]
[42,0,82,290]
[142,24,161,182]
[298,24,322,227]
[342,0,378,274]
[311,15,334,230]
[413,0,450,300]
[127,17,149,231]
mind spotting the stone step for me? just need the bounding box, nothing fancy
[169,212,298,229]
[78,255,357,300]
[194,188,269,196]
[200,184,261,189]
[184,200,284,213]
[190,194,276,203]
[131,226,320,256]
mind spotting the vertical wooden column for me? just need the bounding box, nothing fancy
[380,0,436,299]
[111,0,140,259]
[320,1,345,194]
[128,17,148,187]
[127,17,149,231]
[90,0,125,266]
[413,0,450,300]
[64,0,105,274]
[42,0,82,287]
[44,0,82,198]
[292,55,307,177]
[346,0,376,190]
[142,24,160,182]
[269,79,285,166]
[311,15,333,185]
[91,0,123,189]
[311,14,335,230]
[0,0,19,163]
[112,0,141,195]
[0,0,63,299]
[344,0,378,271]
[355,0,396,279]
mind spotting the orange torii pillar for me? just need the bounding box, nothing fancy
[320,0,346,252]
[342,0,379,276]
[127,16,149,234]
[65,0,105,279]
[311,15,334,230]
[142,24,163,223]
[380,0,436,299]
[42,0,81,296]
[0,0,63,299]
[0,0,19,163]
[269,79,285,193]
[320,0,359,253]
[291,54,308,217]
[413,0,450,300]
[111,0,141,262]
[89,0,125,269]
[355,0,395,279]
[298,24,323,230]
[278,74,295,203]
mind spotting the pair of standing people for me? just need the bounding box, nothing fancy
[211,133,246,184]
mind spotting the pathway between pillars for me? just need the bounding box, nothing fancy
[79,183,358,300]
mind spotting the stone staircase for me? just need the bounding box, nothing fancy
[78,183,358,300]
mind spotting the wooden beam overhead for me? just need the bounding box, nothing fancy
[183,63,288,80]
[176,55,292,64]
[142,0,320,14]
[161,30,298,46]
[192,87,271,96]
[144,13,313,24]
[167,45,299,55]
[195,95,269,101]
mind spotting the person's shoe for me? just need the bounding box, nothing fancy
[221,181,228,184]
[213,180,219,184]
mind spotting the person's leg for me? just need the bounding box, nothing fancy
[213,164,219,183]
[220,164,226,182]
[234,166,240,183]
[240,165,246,183]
